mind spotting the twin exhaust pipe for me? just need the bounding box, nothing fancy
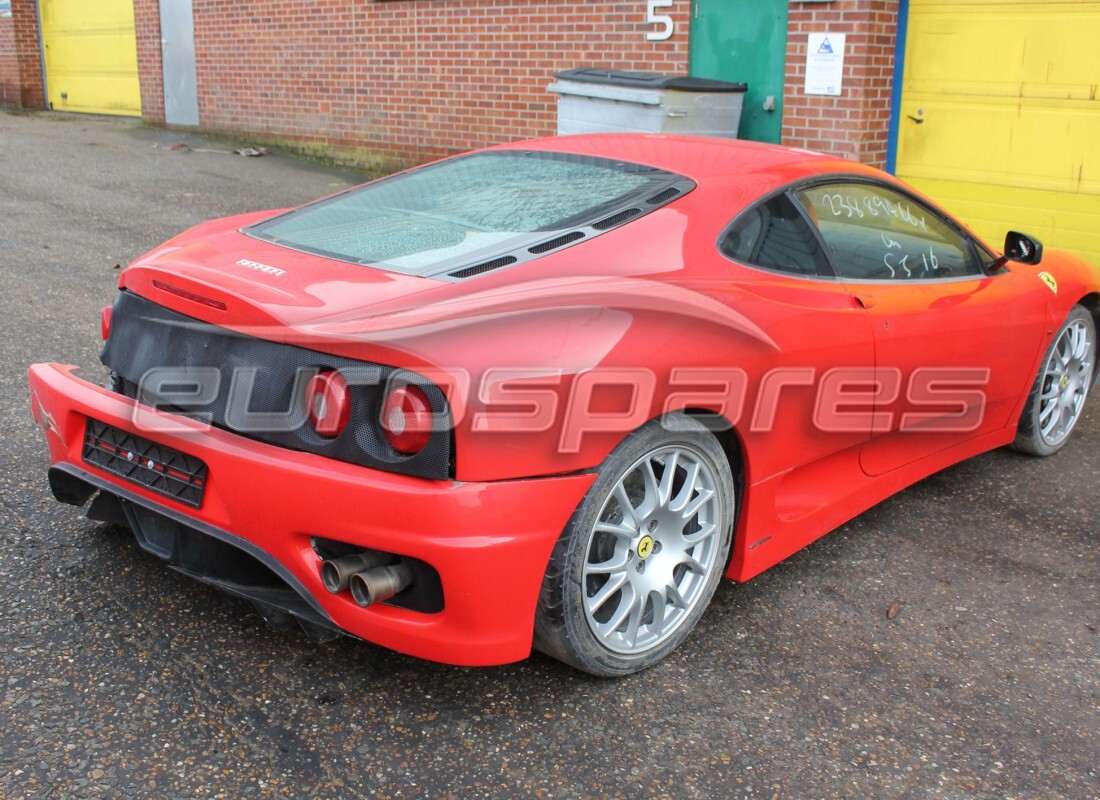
[320,551,414,608]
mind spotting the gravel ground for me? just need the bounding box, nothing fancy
[1,111,1097,800]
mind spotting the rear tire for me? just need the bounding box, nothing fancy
[1014,305,1095,456]
[533,414,735,676]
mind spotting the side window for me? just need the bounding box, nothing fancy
[794,183,981,281]
[720,193,834,277]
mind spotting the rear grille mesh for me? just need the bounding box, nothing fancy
[449,255,518,279]
[528,231,585,254]
[646,187,681,205]
[83,418,208,508]
[592,207,642,230]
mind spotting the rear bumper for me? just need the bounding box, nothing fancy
[28,363,595,666]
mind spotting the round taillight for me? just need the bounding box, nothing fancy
[305,370,351,437]
[381,385,433,455]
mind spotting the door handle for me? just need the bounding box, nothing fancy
[852,294,876,309]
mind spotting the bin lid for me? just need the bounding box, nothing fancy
[553,68,747,93]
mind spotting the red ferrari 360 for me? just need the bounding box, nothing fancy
[29,135,1098,675]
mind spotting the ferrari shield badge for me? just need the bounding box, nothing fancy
[1038,272,1058,294]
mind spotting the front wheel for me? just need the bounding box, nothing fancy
[1014,305,1096,456]
[533,415,736,676]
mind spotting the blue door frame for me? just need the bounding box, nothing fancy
[885,0,910,174]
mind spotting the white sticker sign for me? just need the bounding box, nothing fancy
[805,32,846,96]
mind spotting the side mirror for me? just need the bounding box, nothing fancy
[1003,230,1043,265]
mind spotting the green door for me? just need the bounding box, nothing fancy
[689,0,788,143]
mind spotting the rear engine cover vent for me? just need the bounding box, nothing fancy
[593,207,642,230]
[647,186,681,205]
[529,231,585,255]
[449,255,518,279]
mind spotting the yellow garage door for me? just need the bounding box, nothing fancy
[895,0,1100,267]
[40,0,141,116]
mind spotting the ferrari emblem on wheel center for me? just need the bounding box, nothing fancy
[636,535,655,560]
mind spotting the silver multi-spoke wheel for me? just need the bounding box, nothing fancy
[1036,317,1093,447]
[582,445,722,654]
[1015,306,1096,457]
[534,415,735,676]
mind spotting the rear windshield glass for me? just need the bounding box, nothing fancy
[245,151,688,276]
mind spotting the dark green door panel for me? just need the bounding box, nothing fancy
[689,0,788,143]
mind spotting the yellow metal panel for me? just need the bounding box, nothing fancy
[909,177,1100,261]
[896,1,1100,267]
[39,0,142,117]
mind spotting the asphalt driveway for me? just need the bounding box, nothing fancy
[0,111,1096,800]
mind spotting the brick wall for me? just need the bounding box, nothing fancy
[188,0,690,168]
[1,0,45,108]
[782,0,897,169]
[3,0,899,170]
[134,0,164,123]
[0,16,16,105]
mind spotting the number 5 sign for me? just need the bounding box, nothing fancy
[646,0,675,41]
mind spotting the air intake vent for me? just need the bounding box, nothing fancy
[449,255,518,279]
[646,187,681,205]
[592,208,642,230]
[528,231,585,254]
